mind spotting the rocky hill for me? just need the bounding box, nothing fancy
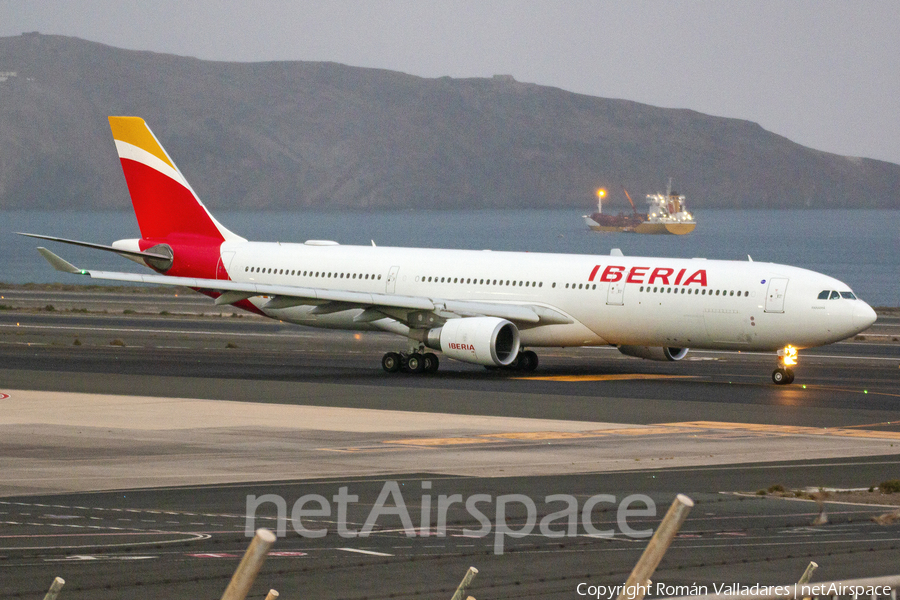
[1,33,897,210]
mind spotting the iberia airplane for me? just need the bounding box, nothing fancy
[22,117,877,384]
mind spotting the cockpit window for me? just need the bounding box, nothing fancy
[829,291,841,300]
[840,291,857,299]
[817,290,830,300]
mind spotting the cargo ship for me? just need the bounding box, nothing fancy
[583,179,696,235]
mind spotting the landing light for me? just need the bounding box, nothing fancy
[597,188,606,199]
[779,345,798,366]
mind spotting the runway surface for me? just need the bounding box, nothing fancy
[1,289,898,599]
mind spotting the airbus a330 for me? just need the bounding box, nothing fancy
[21,117,877,384]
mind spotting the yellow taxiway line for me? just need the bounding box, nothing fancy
[511,374,697,382]
[384,420,900,446]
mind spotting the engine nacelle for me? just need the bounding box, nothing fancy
[617,345,689,361]
[424,317,520,367]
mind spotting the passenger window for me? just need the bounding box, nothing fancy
[830,291,840,300]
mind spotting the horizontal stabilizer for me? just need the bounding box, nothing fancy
[18,233,172,261]
[37,247,84,274]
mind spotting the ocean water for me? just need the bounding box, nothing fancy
[3,209,898,306]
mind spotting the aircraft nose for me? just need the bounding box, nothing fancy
[853,301,877,332]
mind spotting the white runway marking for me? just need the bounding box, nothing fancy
[336,547,394,556]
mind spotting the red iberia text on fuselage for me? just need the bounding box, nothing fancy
[588,265,708,287]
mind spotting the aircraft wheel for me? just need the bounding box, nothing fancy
[785,369,795,384]
[518,350,539,372]
[423,352,440,373]
[382,352,401,373]
[407,353,426,373]
[772,367,788,385]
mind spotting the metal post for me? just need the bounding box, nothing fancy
[450,567,479,600]
[265,591,279,600]
[799,561,818,600]
[616,494,694,600]
[43,577,65,600]
[220,528,277,600]
[799,561,818,584]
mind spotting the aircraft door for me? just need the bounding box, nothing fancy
[217,251,236,280]
[765,278,789,313]
[386,265,400,294]
[606,280,625,305]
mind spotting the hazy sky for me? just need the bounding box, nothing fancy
[3,1,899,165]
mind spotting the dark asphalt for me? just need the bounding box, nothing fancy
[3,460,900,600]
[1,307,899,599]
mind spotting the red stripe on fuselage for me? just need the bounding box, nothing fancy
[119,159,224,241]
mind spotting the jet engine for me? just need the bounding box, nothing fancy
[422,317,520,367]
[617,345,689,361]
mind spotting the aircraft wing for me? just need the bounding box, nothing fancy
[36,247,571,327]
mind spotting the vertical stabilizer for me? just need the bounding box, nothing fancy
[108,117,244,242]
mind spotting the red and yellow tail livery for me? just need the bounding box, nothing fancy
[108,116,242,244]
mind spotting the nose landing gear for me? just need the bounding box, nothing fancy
[772,345,797,385]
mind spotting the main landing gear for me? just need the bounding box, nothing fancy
[382,351,440,374]
[772,345,798,385]
[381,348,539,374]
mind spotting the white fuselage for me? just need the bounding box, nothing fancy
[219,241,875,352]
